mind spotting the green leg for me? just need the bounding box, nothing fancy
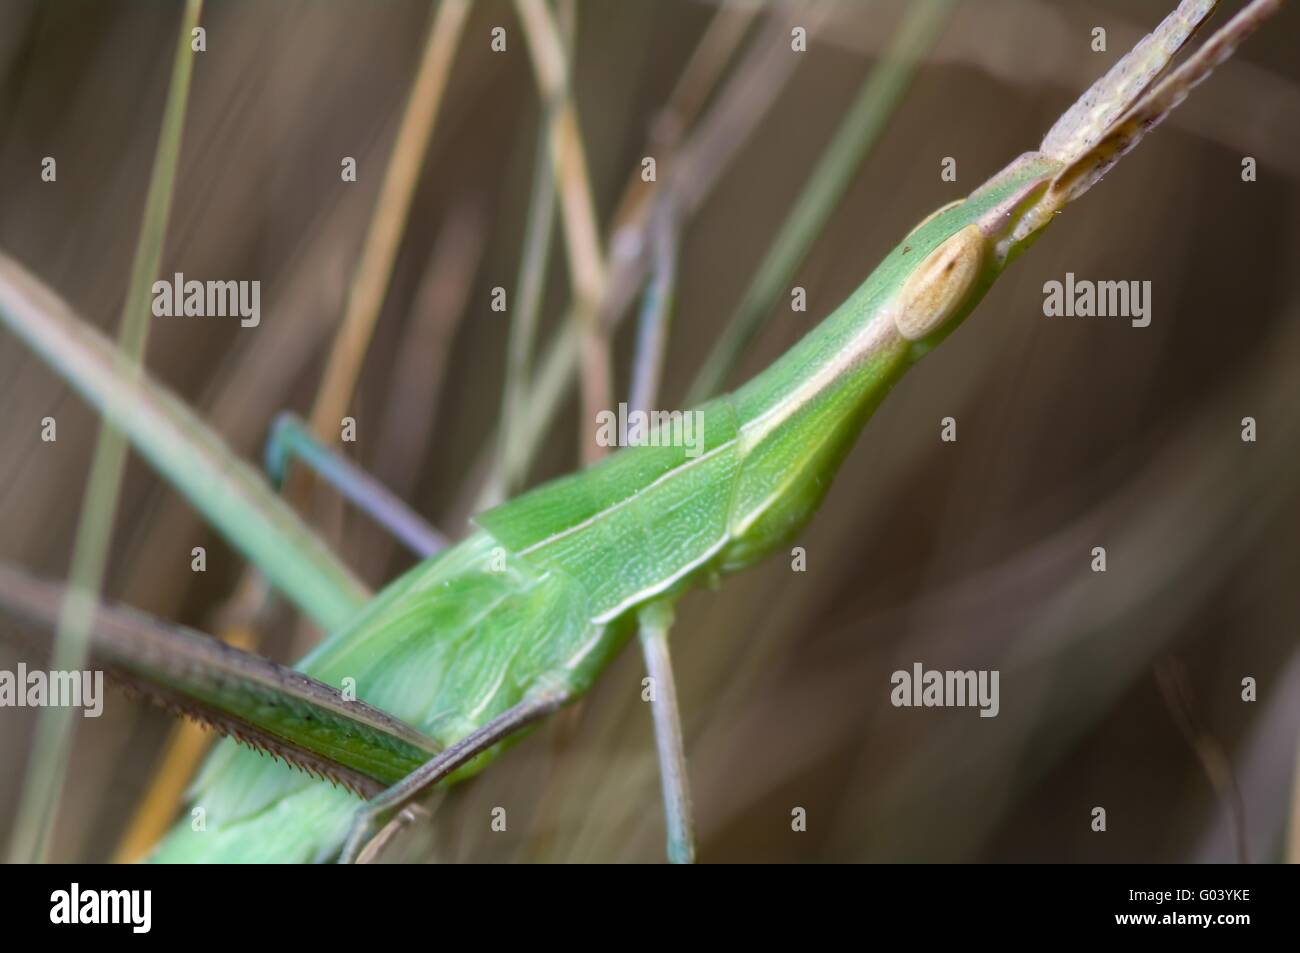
[638,601,696,864]
[339,689,569,864]
[265,412,447,556]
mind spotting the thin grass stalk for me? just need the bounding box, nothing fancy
[463,6,815,517]
[496,130,557,501]
[686,0,955,404]
[5,0,204,864]
[305,0,470,443]
[111,7,481,846]
[114,0,471,853]
[514,0,610,465]
[0,253,372,622]
[1155,660,1250,864]
[491,2,575,503]
[364,199,487,564]
[604,3,758,275]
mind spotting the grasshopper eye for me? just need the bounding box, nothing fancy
[891,223,989,342]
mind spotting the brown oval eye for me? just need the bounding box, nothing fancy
[891,224,989,342]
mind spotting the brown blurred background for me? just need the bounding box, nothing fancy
[0,0,1297,862]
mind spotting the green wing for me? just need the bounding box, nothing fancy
[477,398,743,620]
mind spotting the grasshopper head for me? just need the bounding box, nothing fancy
[888,0,1279,353]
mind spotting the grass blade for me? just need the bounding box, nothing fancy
[0,255,370,628]
[5,0,204,864]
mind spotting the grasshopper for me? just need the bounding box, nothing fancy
[0,0,1282,863]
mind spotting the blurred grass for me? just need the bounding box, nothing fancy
[516,0,612,464]
[687,0,955,403]
[0,0,1297,862]
[4,0,203,863]
[305,0,470,448]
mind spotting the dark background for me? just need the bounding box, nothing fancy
[0,0,1297,862]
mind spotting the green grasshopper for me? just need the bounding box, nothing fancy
[0,0,1281,863]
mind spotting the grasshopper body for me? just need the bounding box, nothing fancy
[151,148,1060,861]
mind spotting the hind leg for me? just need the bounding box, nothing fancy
[340,688,570,863]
